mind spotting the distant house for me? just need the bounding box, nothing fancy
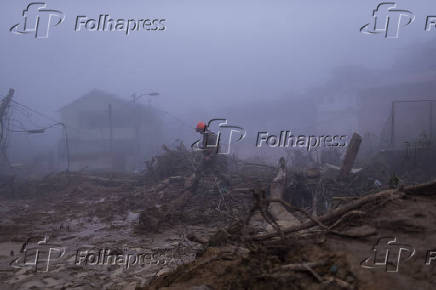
[59,90,163,172]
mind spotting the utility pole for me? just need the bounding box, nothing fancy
[131,94,140,169]
[0,89,14,120]
[108,104,113,171]
[391,101,395,148]
[58,123,71,172]
[429,100,433,145]
[130,91,159,169]
[0,89,15,169]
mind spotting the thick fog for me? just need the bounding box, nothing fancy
[1,0,436,173]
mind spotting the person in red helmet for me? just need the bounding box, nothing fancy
[195,121,206,131]
[189,121,230,193]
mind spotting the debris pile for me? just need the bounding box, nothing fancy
[144,142,198,183]
[131,138,436,289]
[144,179,436,290]
[1,135,436,289]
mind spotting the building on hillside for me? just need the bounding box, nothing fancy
[59,90,164,172]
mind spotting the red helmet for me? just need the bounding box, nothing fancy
[196,121,206,131]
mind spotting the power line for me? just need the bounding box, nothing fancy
[11,100,60,124]
[11,100,81,133]
[7,122,60,133]
[153,107,192,130]
[7,100,71,171]
[10,103,46,129]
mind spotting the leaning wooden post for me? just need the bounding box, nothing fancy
[339,133,362,177]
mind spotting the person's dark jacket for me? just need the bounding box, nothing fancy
[201,130,219,157]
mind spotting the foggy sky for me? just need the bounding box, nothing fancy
[1,0,436,125]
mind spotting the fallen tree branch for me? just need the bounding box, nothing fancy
[253,189,400,241]
[328,210,365,230]
[268,198,328,230]
[268,199,373,238]
[404,180,436,196]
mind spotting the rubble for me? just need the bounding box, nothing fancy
[144,179,436,290]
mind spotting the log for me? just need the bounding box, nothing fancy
[339,133,362,177]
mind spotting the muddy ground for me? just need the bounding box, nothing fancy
[0,171,436,290]
[0,173,222,290]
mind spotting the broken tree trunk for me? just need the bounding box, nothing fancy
[339,132,362,177]
[268,157,300,228]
